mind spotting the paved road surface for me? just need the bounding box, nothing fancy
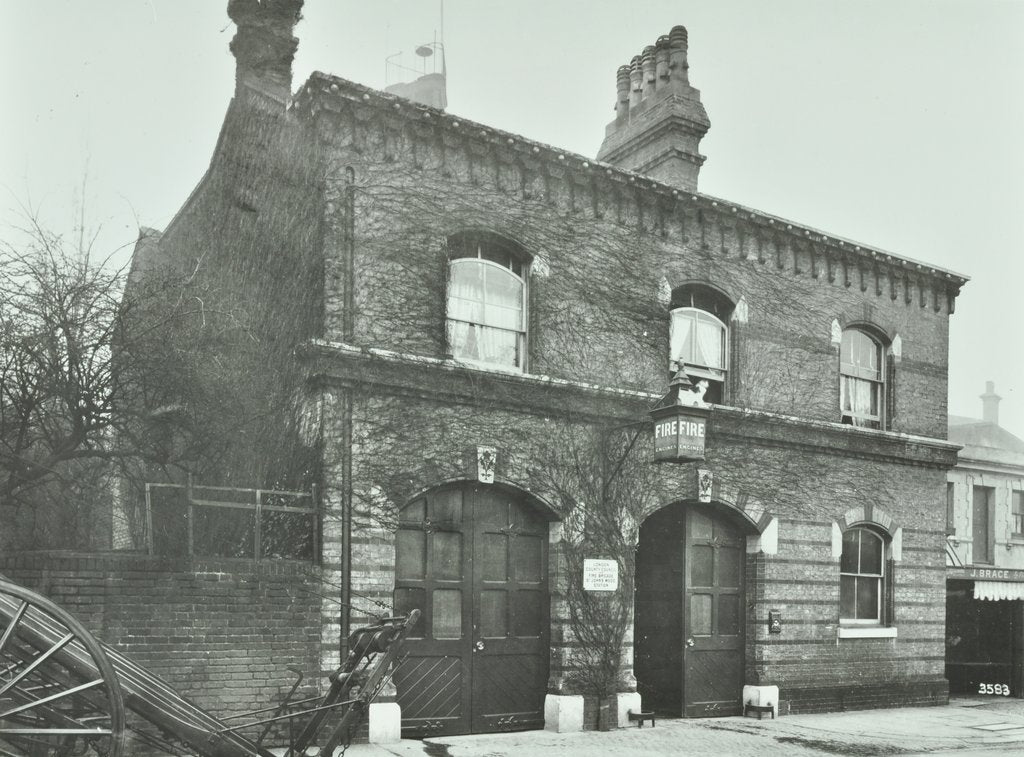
[339,697,1024,757]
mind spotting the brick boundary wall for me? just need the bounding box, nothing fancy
[0,552,324,747]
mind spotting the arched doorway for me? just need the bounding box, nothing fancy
[635,502,746,717]
[392,483,551,736]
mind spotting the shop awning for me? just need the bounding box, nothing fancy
[974,580,1024,601]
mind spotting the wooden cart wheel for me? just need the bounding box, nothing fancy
[0,579,125,757]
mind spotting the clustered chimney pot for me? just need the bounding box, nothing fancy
[596,24,710,191]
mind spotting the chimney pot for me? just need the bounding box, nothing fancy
[980,382,1002,425]
[641,45,658,100]
[615,65,631,119]
[655,36,671,80]
[668,24,691,84]
[228,0,304,105]
[628,56,643,107]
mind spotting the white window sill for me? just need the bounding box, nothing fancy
[838,626,897,639]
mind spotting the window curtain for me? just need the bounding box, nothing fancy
[447,260,522,367]
[446,322,517,365]
[695,316,723,369]
[671,310,725,371]
[840,329,882,426]
[841,376,876,425]
[669,313,691,367]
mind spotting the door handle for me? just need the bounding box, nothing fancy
[685,637,695,647]
[474,640,485,651]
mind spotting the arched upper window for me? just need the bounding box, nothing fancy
[446,234,528,370]
[840,328,884,429]
[669,284,733,403]
[670,309,727,377]
[840,527,887,623]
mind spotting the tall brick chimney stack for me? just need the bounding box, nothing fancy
[227,0,304,105]
[596,26,710,191]
[981,381,1002,425]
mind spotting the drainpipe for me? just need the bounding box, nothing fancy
[343,166,355,340]
[340,166,356,657]
[340,394,353,658]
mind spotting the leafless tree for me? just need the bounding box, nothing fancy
[527,420,660,726]
[0,206,273,549]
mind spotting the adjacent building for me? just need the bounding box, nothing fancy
[946,383,1024,698]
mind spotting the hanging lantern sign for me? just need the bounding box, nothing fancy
[650,367,710,463]
[652,405,709,462]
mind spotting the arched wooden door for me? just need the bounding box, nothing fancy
[392,483,550,736]
[635,503,746,717]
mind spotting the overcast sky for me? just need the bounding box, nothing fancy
[2,0,1022,436]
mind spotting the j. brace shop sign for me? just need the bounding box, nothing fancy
[651,405,709,462]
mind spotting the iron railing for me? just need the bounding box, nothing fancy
[144,478,319,563]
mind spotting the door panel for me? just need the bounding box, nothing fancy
[393,488,472,735]
[391,655,466,733]
[470,487,549,732]
[635,503,746,718]
[473,654,548,731]
[395,485,549,736]
[683,507,745,717]
[634,505,684,713]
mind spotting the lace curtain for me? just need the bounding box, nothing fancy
[447,260,523,367]
[671,309,725,371]
[840,330,883,425]
[841,376,878,425]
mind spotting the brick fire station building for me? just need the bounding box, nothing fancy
[81,0,972,738]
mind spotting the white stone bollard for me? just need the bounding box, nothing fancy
[544,694,585,732]
[616,692,642,728]
[367,701,402,743]
[742,684,780,719]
